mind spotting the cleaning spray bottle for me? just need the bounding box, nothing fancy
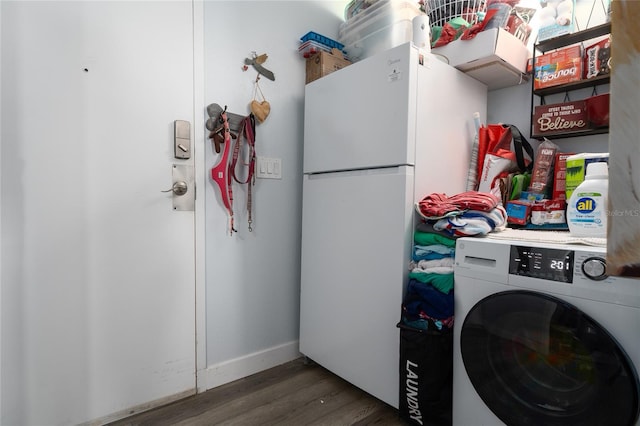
[567,162,609,238]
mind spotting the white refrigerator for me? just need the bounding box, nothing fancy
[299,42,487,408]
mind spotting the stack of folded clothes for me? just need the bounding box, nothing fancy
[400,223,457,332]
[415,191,507,237]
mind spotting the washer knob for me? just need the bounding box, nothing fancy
[582,257,607,280]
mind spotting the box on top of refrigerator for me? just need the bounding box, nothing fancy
[305,49,352,84]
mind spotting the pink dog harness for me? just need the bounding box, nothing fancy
[211,111,236,234]
[210,112,257,235]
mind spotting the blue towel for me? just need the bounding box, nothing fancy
[402,278,454,320]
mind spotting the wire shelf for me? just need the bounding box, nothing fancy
[426,0,486,27]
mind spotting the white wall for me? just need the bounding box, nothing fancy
[200,1,345,388]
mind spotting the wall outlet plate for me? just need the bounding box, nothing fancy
[256,157,282,179]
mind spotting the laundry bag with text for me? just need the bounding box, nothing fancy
[398,324,453,426]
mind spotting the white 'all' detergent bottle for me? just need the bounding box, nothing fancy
[567,161,609,238]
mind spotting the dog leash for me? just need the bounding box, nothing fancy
[230,114,257,231]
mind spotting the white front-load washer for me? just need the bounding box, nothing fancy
[453,234,640,426]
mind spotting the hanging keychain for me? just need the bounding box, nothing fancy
[250,76,271,124]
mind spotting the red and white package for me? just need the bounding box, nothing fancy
[583,37,611,79]
[552,152,575,200]
[530,199,566,225]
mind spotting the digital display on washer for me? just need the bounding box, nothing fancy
[509,245,574,283]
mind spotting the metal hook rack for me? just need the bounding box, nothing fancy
[205,103,246,135]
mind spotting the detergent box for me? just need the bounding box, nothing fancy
[565,152,609,199]
[534,45,582,90]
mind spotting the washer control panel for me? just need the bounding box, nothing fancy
[509,245,575,283]
[509,245,610,283]
[457,236,639,308]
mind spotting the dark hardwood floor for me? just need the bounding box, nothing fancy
[108,357,409,426]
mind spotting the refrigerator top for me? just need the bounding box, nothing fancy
[302,42,480,175]
[303,42,421,174]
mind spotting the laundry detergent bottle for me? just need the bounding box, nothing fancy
[567,161,609,237]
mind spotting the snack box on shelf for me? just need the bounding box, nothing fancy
[583,36,611,79]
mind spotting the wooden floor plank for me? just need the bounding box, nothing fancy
[305,394,393,426]
[263,376,376,425]
[108,358,407,426]
[110,360,311,426]
[172,368,334,426]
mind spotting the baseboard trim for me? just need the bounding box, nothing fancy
[201,340,300,391]
[82,388,195,426]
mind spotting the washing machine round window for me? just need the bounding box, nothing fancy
[461,290,640,426]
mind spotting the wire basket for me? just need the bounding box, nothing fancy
[425,0,487,27]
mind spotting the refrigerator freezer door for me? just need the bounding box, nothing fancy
[303,43,418,174]
[299,166,415,408]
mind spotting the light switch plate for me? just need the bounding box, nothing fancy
[256,157,282,179]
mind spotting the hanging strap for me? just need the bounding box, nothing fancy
[505,124,535,173]
[210,111,236,235]
[230,114,257,231]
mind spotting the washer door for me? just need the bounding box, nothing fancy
[461,290,640,426]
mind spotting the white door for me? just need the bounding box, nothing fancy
[1,2,197,424]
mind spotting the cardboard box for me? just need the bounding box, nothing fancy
[431,28,529,90]
[534,45,582,90]
[552,152,575,200]
[305,49,351,84]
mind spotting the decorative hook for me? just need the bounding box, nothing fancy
[244,53,275,81]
